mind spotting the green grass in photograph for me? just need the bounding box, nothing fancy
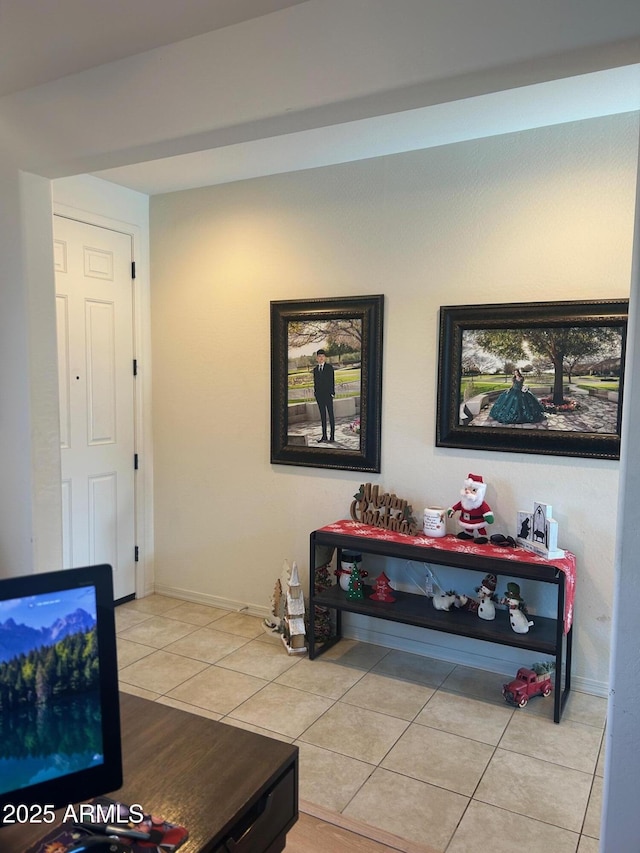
[288,392,359,404]
[461,373,619,399]
[287,367,360,391]
[460,381,504,396]
[576,381,619,392]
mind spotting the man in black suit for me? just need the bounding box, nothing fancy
[313,349,335,442]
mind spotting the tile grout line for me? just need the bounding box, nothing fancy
[117,595,606,845]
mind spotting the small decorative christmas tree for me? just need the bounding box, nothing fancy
[531,661,555,676]
[263,561,290,636]
[346,565,365,600]
[370,572,395,602]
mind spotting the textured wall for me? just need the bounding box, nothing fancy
[150,112,639,692]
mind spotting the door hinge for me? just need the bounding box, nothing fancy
[131,261,136,279]
[134,546,139,562]
[133,358,138,376]
[134,453,139,470]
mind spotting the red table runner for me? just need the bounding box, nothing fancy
[318,519,576,633]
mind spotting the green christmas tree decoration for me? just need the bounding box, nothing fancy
[346,565,365,601]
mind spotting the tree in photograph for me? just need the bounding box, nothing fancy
[562,351,584,383]
[35,662,48,704]
[474,330,524,371]
[324,341,357,359]
[288,318,362,353]
[476,326,621,404]
[531,357,551,379]
[461,357,481,376]
[0,628,99,711]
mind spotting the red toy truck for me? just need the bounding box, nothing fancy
[503,667,553,708]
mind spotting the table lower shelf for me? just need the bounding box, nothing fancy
[312,584,558,655]
[310,526,571,722]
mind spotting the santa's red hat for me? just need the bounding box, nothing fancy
[463,473,487,500]
[464,473,484,486]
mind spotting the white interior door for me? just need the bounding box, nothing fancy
[54,215,136,600]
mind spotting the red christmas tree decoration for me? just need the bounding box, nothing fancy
[370,572,395,602]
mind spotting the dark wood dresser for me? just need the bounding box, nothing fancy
[4,692,299,853]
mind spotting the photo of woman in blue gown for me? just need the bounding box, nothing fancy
[489,369,545,424]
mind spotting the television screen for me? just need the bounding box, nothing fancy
[0,565,122,824]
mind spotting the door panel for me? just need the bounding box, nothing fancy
[86,299,116,442]
[56,293,71,448]
[54,216,136,600]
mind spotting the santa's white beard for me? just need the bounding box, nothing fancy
[460,490,484,511]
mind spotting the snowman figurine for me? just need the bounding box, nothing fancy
[503,582,534,633]
[454,593,478,613]
[476,573,497,621]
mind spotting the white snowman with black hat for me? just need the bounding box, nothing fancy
[476,573,497,621]
[503,582,534,633]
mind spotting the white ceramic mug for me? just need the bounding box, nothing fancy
[423,506,446,538]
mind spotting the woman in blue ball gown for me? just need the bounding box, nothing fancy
[489,369,545,424]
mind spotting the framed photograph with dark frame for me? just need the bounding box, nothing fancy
[436,299,628,459]
[271,295,384,471]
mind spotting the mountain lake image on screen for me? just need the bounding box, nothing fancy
[0,584,104,795]
[0,565,122,827]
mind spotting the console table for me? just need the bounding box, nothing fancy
[309,520,575,723]
[5,693,299,853]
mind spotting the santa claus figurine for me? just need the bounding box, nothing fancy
[447,474,494,543]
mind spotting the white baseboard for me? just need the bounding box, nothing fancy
[151,582,270,619]
[342,617,609,698]
[571,675,609,699]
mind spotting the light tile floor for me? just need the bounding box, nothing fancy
[116,595,606,853]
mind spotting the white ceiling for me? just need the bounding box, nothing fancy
[0,0,308,97]
[94,65,640,195]
[2,0,639,195]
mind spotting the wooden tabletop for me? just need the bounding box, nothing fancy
[3,692,299,852]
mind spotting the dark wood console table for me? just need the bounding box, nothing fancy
[5,693,299,852]
[310,521,574,723]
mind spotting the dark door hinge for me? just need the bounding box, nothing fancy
[131,261,136,279]
[134,546,139,562]
[134,453,139,470]
[133,358,138,376]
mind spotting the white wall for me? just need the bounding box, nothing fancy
[0,165,61,577]
[53,175,149,227]
[23,173,64,574]
[150,112,639,693]
[601,136,640,848]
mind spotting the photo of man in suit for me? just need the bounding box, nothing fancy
[313,349,335,442]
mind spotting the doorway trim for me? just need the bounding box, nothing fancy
[53,201,153,598]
